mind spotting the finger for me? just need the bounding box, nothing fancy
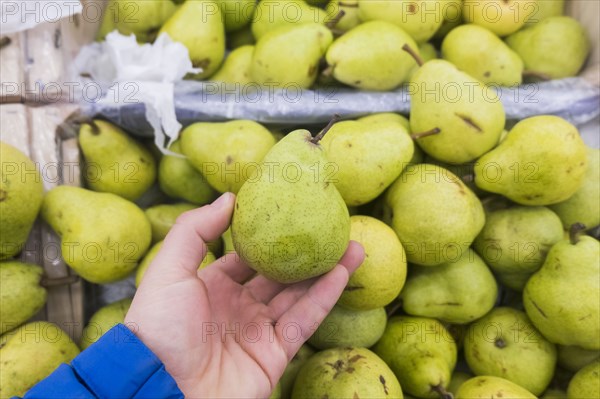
[200,253,256,284]
[245,275,288,304]
[274,241,365,359]
[152,193,235,276]
[268,241,365,320]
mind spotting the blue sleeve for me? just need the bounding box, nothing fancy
[23,324,184,399]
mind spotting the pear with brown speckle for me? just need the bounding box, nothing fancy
[231,126,350,283]
[455,376,536,399]
[291,347,402,398]
[523,225,600,350]
[374,316,457,399]
[475,116,588,205]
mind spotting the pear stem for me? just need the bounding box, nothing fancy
[40,275,80,288]
[569,223,586,245]
[522,70,552,81]
[311,114,341,144]
[322,65,334,78]
[431,384,454,399]
[411,127,440,140]
[402,43,424,67]
[0,36,11,50]
[462,173,474,183]
[386,298,403,317]
[325,10,346,30]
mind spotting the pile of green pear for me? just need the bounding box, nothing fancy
[98,0,590,90]
[1,1,598,394]
[4,92,600,396]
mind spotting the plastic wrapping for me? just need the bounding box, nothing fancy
[82,77,600,140]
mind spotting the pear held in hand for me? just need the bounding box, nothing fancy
[231,120,350,283]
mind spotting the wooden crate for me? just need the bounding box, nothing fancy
[1,104,85,341]
[0,0,104,104]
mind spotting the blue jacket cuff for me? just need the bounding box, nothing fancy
[24,324,183,399]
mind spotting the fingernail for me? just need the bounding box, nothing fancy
[212,192,232,209]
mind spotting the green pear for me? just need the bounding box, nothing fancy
[79,120,156,201]
[524,228,600,350]
[506,17,590,79]
[135,241,216,287]
[0,321,80,397]
[99,0,178,42]
[0,261,47,334]
[80,298,132,349]
[0,142,44,259]
[464,307,557,395]
[159,0,225,78]
[279,344,315,399]
[550,147,600,230]
[291,347,402,398]
[357,113,424,165]
[158,140,218,205]
[473,206,564,291]
[251,0,328,40]
[418,42,438,62]
[326,0,360,32]
[385,164,485,266]
[524,0,564,26]
[558,345,600,373]
[41,186,151,284]
[222,226,235,255]
[423,156,482,196]
[210,45,254,85]
[409,60,505,164]
[567,361,600,399]
[135,241,162,287]
[433,0,463,40]
[180,120,276,194]
[326,21,419,91]
[338,216,407,310]
[442,24,523,86]
[475,116,588,205]
[251,23,333,89]
[405,41,438,84]
[374,316,457,398]
[401,249,497,324]
[309,305,387,349]
[231,128,350,283]
[319,117,414,206]
[214,0,256,32]
[357,0,445,43]
[448,371,473,395]
[358,112,410,129]
[269,382,282,399]
[145,203,196,243]
[463,0,530,36]
[227,25,255,49]
[456,376,536,399]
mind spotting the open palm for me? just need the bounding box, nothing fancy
[125,193,364,398]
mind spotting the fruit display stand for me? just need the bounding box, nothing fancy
[1,0,599,368]
[0,104,86,340]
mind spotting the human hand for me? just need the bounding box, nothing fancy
[125,193,365,398]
